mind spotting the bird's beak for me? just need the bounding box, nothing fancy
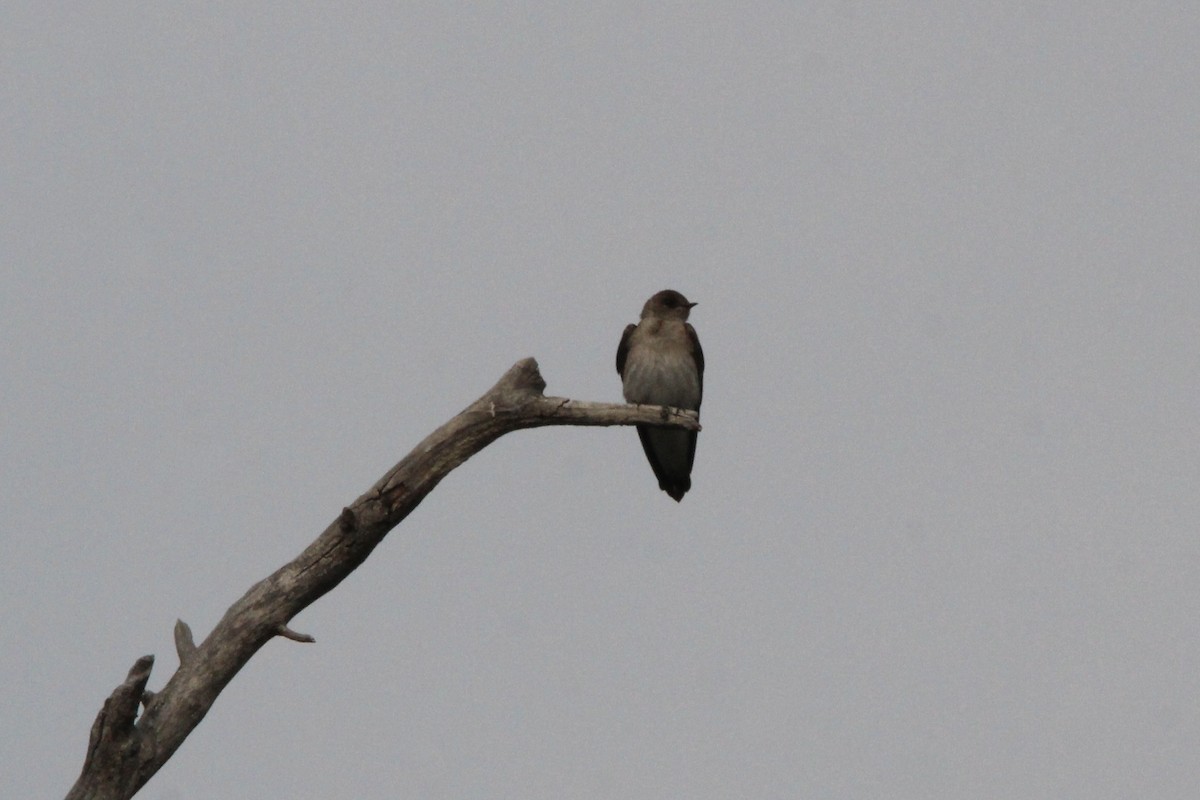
[687,301,699,308]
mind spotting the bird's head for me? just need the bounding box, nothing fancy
[641,289,697,321]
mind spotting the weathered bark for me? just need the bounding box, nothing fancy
[66,358,700,800]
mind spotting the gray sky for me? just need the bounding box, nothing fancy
[4,4,1199,798]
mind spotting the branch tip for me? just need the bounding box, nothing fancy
[107,655,155,729]
[127,654,155,683]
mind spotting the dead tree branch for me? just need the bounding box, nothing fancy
[66,358,700,800]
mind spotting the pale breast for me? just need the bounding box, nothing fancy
[621,322,701,409]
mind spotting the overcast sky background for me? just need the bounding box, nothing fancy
[3,4,1199,798]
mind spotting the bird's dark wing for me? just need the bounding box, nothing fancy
[685,322,704,408]
[616,323,637,375]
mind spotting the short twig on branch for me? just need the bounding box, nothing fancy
[66,358,699,800]
[173,620,195,664]
[275,624,315,643]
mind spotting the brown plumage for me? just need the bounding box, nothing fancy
[616,290,704,501]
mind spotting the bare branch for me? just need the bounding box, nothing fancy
[67,358,698,800]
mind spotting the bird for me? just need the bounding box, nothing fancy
[616,290,704,501]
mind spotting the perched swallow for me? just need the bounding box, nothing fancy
[616,290,704,501]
